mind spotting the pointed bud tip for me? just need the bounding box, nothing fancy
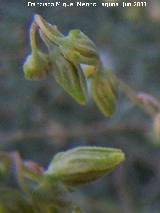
[112,149,125,164]
[34,14,41,22]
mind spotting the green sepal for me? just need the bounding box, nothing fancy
[32,176,71,209]
[49,47,87,104]
[89,69,116,116]
[23,50,50,80]
[67,29,98,57]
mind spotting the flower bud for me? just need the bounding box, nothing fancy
[35,15,99,65]
[45,146,125,186]
[49,47,87,104]
[23,50,50,80]
[61,47,98,66]
[68,29,98,58]
[89,69,116,116]
[63,29,99,66]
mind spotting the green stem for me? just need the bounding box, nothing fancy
[110,72,158,116]
[14,152,31,195]
[30,21,37,54]
[22,164,43,183]
[34,14,63,46]
[39,29,54,49]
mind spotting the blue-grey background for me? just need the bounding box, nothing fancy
[1,0,160,212]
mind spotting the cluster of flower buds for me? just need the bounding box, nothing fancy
[23,14,117,115]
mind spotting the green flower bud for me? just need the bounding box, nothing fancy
[23,50,50,80]
[67,29,98,58]
[45,146,125,186]
[23,21,50,80]
[60,47,98,66]
[89,69,116,116]
[60,29,99,65]
[49,47,87,104]
[35,15,99,65]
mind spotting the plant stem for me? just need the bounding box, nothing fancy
[110,72,159,116]
[30,21,37,53]
[22,165,43,183]
[14,152,31,194]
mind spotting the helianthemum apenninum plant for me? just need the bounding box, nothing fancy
[2,14,160,213]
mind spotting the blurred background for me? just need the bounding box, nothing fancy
[1,0,160,212]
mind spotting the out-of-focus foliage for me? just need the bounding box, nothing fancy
[1,0,160,212]
[0,147,124,212]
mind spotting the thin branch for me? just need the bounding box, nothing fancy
[0,121,148,146]
[110,72,160,116]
